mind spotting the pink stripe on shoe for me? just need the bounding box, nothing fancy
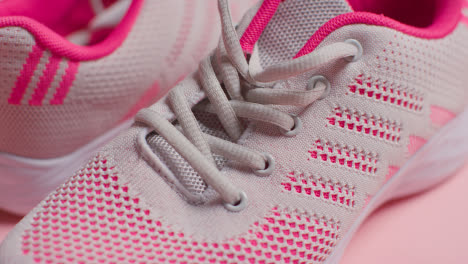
[408,136,427,156]
[462,1,468,25]
[461,15,468,26]
[385,166,400,182]
[430,105,456,126]
[29,56,61,106]
[8,45,44,105]
[239,0,281,53]
[363,195,372,208]
[50,61,80,105]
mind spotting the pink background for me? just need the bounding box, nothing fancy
[1,164,467,263]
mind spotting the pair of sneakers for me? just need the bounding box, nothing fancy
[1,0,468,263]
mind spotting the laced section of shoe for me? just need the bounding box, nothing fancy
[136,0,362,212]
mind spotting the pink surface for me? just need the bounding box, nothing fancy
[343,163,468,264]
[0,164,467,262]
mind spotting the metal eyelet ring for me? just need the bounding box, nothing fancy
[254,153,276,177]
[281,114,302,137]
[307,75,331,100]
[224,191,248,212]
[344,39,363,62]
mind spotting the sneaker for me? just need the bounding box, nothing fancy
[2,0,467,263]
[0,0,256,215]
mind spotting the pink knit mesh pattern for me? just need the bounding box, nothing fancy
[348,74,424,112]
[21,155,340,264]
[327,107,402,144]
[282,172,356,208]
[308,140,378,176]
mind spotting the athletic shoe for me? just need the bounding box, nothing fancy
[0,0,256,215]
[1,0,467,263]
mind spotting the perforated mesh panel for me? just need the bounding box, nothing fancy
[257,0,352,67]
[309,139,379,176]
[282,172,356,208]
[21,155,340,264]
[327,106,403,144]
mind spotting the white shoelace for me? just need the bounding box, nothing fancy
[136,0,360,211]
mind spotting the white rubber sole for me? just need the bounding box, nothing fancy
[326,107,468,264]
[0,120,133,215]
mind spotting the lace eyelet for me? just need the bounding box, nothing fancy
[224,191,248,212]
[344,39,363,62]
[281,114,302,137]
[307,75,331,100]
[254,153,275,177]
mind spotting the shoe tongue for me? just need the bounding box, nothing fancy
[241,0,353,68]
[147,110,230,199]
